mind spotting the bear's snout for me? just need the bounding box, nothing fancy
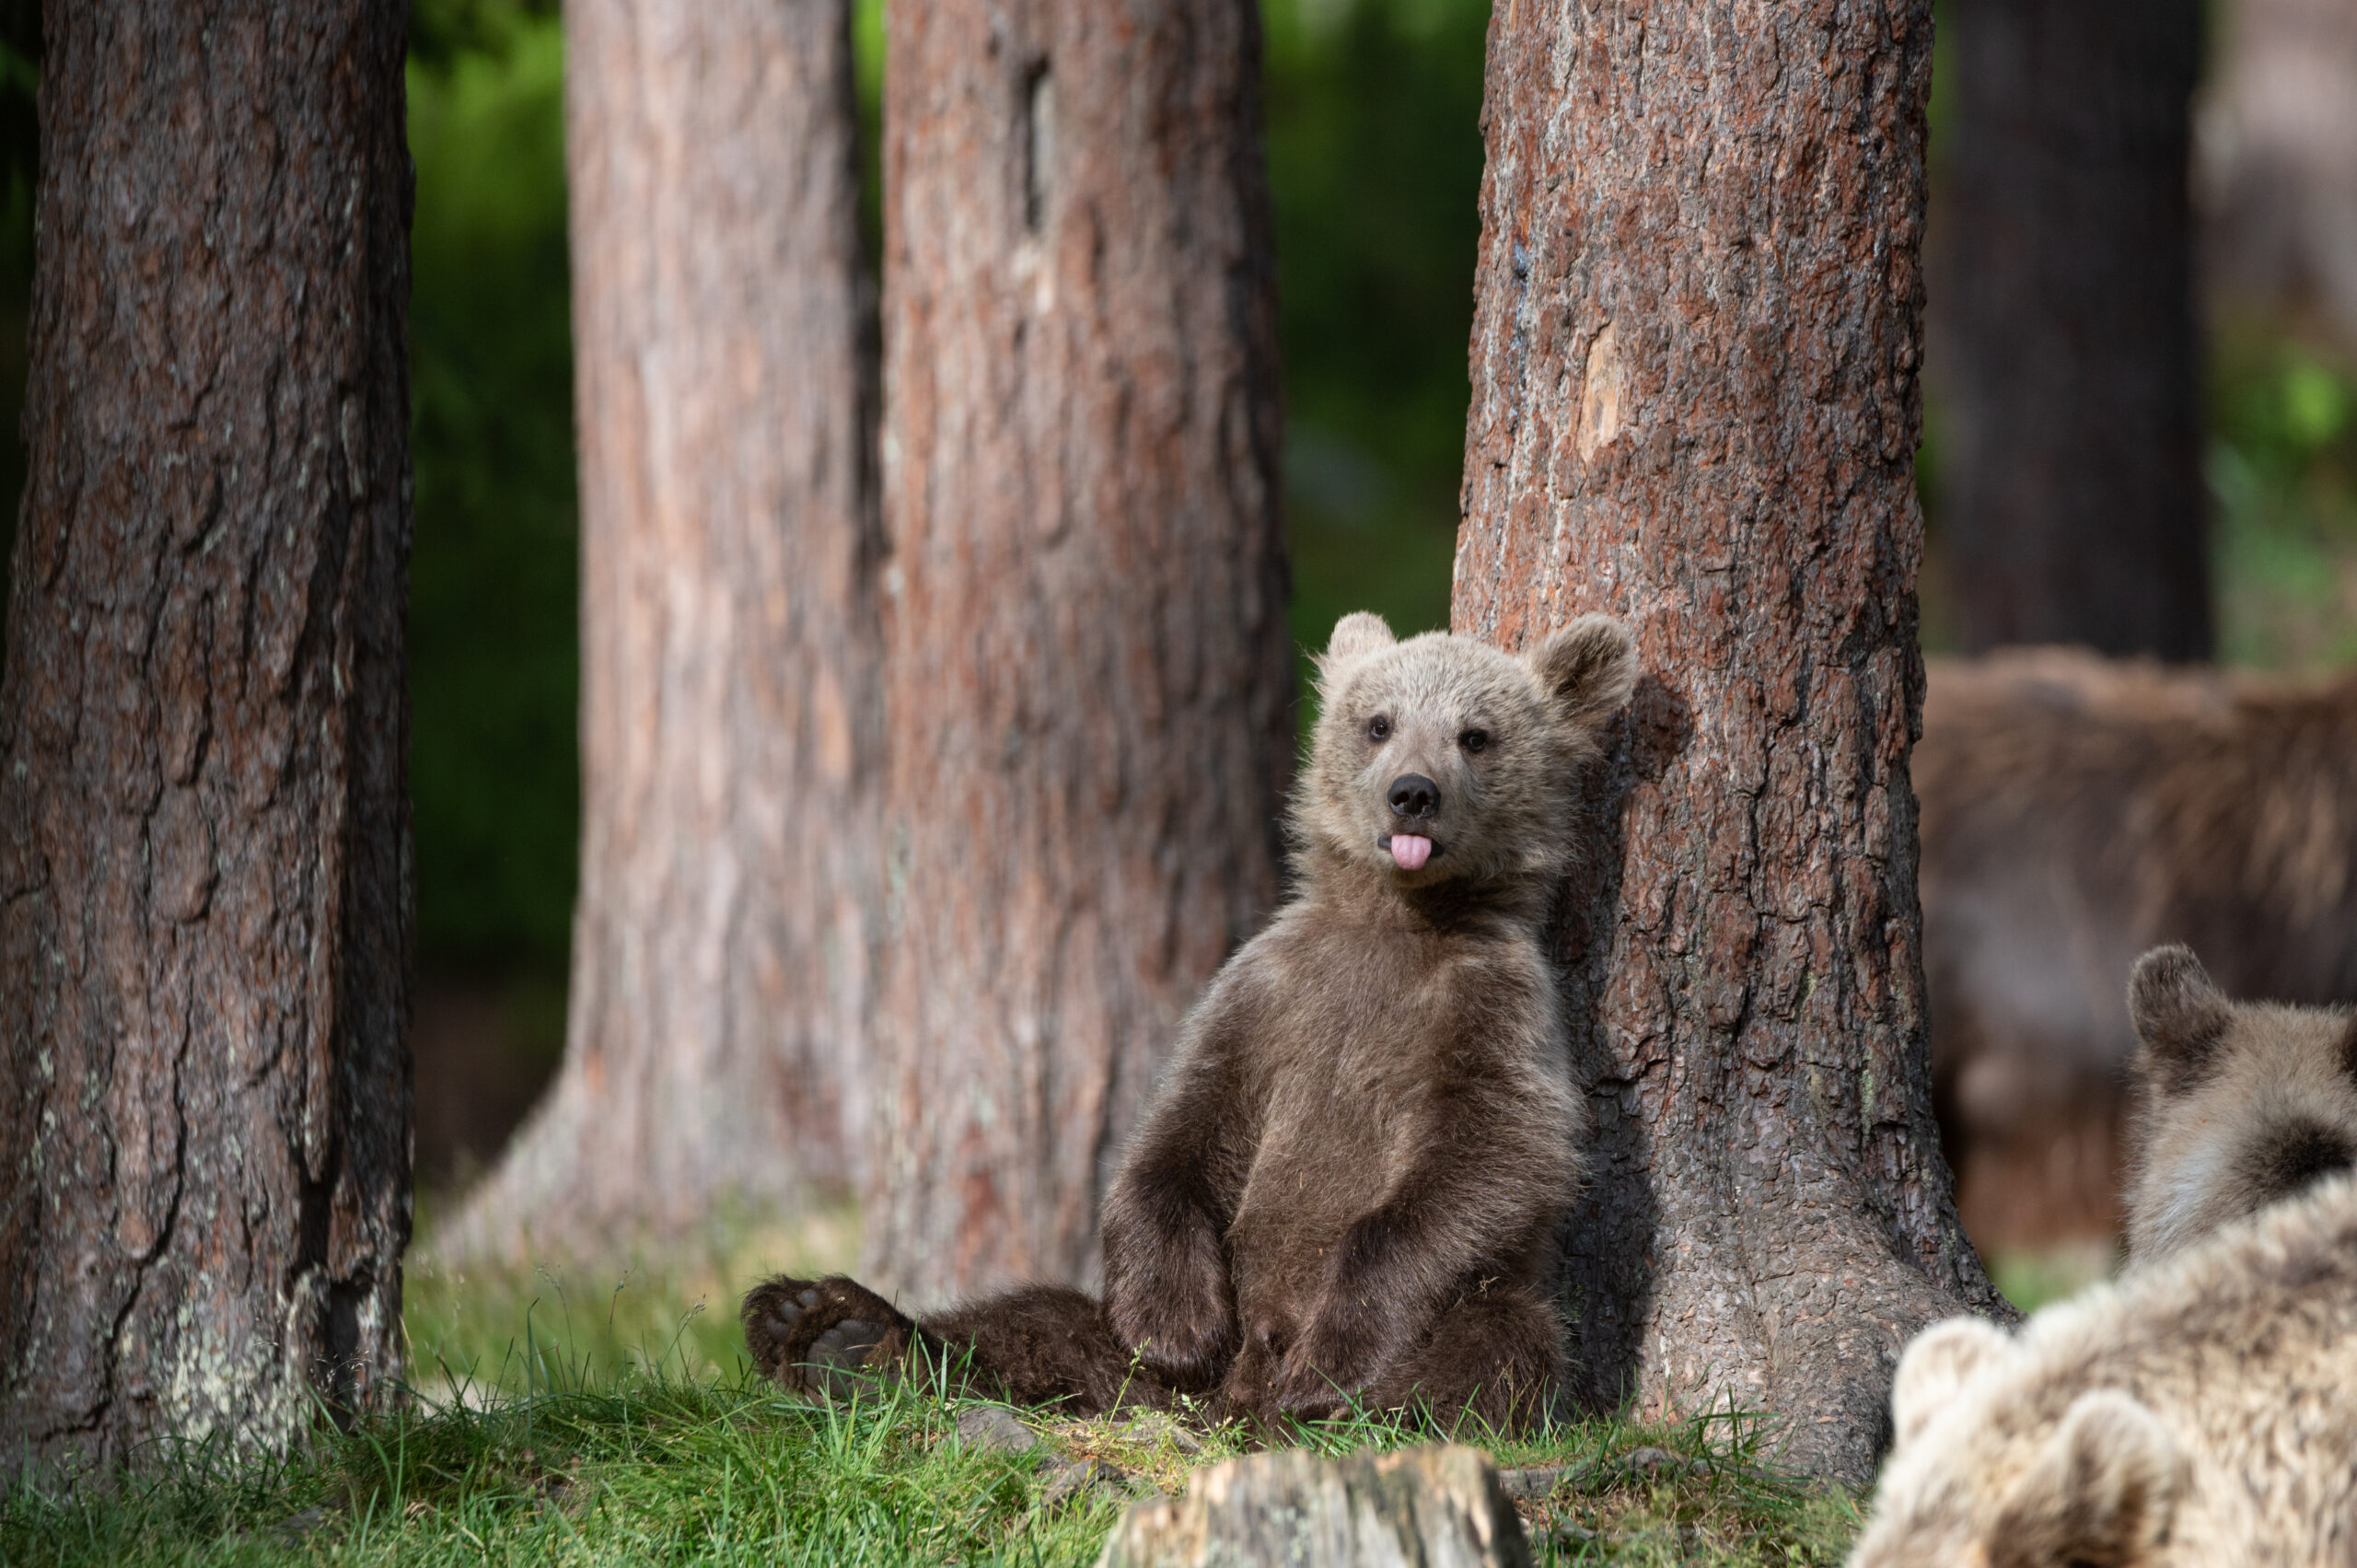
[1387,772,1440,820]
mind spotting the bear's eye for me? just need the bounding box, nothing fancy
[1460,727,1491,754]
[1366,714,1392,742]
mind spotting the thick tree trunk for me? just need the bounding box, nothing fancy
[437,0,881,1260]
[1454,0,2005,1482]
[868,0,1293,1304]
[0,1,412,1469]
[1928,0,2209,658]
[2201,0,2357,355]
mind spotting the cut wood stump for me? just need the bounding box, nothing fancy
[1096,1444,1530,1568]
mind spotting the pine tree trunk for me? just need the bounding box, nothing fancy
[1928,0,2209,658]
[438,0,882,1261]
[0,0,412,1469]
[1453,0,2005,1483]
[868,0,1293,1304]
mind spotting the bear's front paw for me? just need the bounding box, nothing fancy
[1264,1341,1355,1422]
[740,1274,913,1401]
[1127,1307,1236,1393]
[1109,1274,1236,1393]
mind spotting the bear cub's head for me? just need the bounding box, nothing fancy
[1295,610,1637,898]
[2123,944,2357,1262]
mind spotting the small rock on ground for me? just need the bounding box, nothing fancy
[1495,1445,1708,1500]
[1042,1456,1140,1509]
[1109,1409,1204,1454]
[957,1405,1039,1454]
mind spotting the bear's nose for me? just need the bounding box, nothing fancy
[1387,773,1439,819]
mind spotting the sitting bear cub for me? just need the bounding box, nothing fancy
[742,610,1637,1429]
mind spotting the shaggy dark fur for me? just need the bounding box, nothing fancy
[744,611,1637,1431]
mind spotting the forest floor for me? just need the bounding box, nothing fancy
[0,1371,1864,1567]
[1,1212,1871,1566]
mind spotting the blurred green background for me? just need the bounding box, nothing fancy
[0,0,2351,1196]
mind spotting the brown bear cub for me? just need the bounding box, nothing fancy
[2122,943,2357,1263]
[742,610,1638,1430]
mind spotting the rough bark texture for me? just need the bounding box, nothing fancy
[439,0,880,1260]
[0,0,412,1470]
[1453,0,2005,1482]
[2200,0,2357,355]
[870,0,1293,1304]
[1928,0,2209,659]
[1100,1446,1533,1568]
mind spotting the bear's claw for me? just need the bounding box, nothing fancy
[741,1274,914,1400]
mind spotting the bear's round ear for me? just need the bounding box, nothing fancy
[1991,1391,2185,1567]
[1316,612,1396,690]
[1527,615,1638,731]
[2129,945,2233,1097]
[1889,1317,2014,1452]
[1324,611,1396,664]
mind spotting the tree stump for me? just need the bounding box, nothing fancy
[1097,1445,1530,1568]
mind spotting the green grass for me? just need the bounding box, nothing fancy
[1986,1240,2119,1316]
[2,1234,1864,1566]
[399,1202,865,1398]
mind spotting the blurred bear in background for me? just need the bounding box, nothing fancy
[1916,648,2357,1251]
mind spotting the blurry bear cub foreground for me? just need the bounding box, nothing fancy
[1847,1175,2357,1568]
[743,611,1638,1430]
[1846,952,2357,1568]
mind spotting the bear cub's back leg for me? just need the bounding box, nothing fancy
[743,1274,1162,1415]
[924,1285,1167,1413]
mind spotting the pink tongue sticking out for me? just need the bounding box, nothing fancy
[1389,834,1433,871]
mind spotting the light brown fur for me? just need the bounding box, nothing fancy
[1851,1175,2357,1568]
[2119,943,2357,1263]
[743,611,1637,1430]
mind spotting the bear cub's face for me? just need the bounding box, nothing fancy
[2124,944,2357,1261]
[1299,611,1637,891]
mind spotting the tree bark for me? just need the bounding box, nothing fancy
[1928,0,2210,658]
[868,0,1293,1304]
[1101,1446,1532,1568]
[436,0,882,1260]
[1453,0,2005,1483]
[0,0,412,1469]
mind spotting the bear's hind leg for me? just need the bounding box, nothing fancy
[742,1274,916,1400]
[1364,1283,1563,1434]
[920,1285,1167,1415]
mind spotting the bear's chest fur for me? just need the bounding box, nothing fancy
[1219,912,1552,1336]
